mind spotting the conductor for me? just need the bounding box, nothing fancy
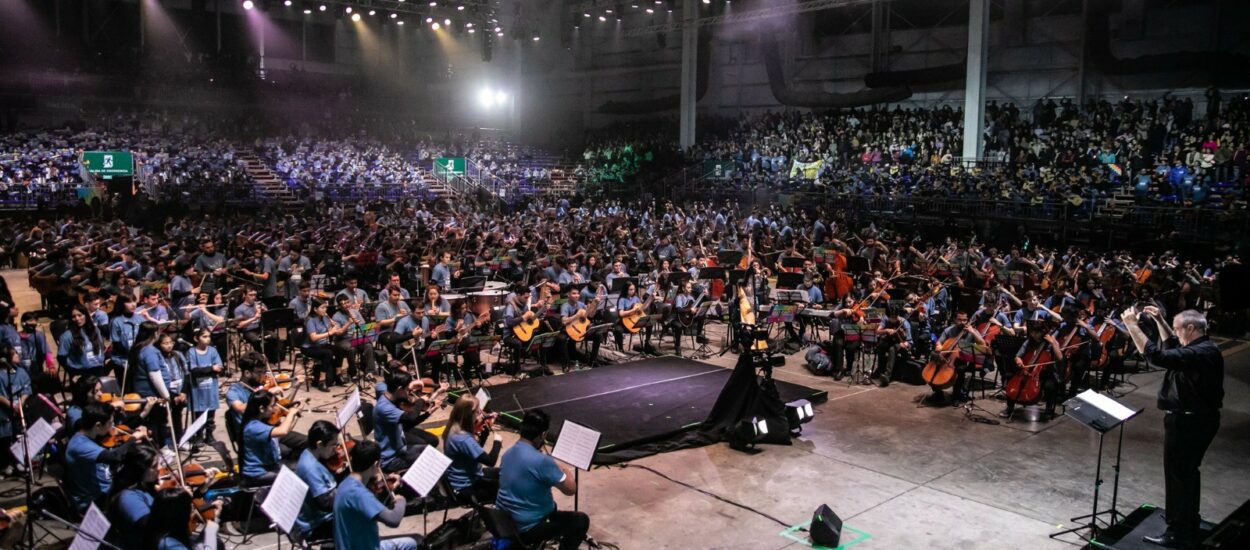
[1120,307,1223,548]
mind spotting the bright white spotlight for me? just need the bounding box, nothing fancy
[496,31,503,36]
[345,6,352,13]
[303,9,311,14]
[645,8,654,13]
[493,26,501,32]
[319,5,326,12]
[242,0,254,10]
[495,90,507,104]
[351,13,361,21]
[457,5,465,11]
[431,21,440,30]
[397,20,404,25]
[444,18,451,25]
[392,13,399,18]
[468,28,476,33]
[425,17,433,22]
[598,15,606,21]
[369,10,376,15]
[283,0,292,6]
[478,88,494,107]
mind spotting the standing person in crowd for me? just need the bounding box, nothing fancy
[185,328,224,444]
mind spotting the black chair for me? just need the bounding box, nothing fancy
[474,504,551,550]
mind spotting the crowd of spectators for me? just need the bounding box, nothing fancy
[259,137,434,202]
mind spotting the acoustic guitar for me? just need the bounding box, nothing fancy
[564,296,602,342]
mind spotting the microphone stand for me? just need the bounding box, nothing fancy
[14,383,37,550]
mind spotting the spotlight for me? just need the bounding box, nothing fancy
[496,31,503,36]
[583,12,590,18]
[392,13,399,18]
[444,18,451,25]
[785,399,815,433]
[369,10,375,15]
[645,8,654,14]
[344,6,351,13]
[598,15,606,22]
[242,0,254,10]
[304,8,311,14]
[495,90,507,103]
[426,16,433,22]
[531,30,540,41]
[431,21,440,29]
[493,26,501,32]
[478,88,494,107]
[284,0,292,6]
[606,9,613,13]
[703,0,709,3]
[429,1,437,5]
[351,13,360,21]
[319,4,326,11]
[729,417,769,453]
[397,20,404,25]
[457,5,465,10]
[468,28,475,33]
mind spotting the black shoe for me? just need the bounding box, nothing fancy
[696,335,709,344]
[316,382,329,392]
[1142,530,1188,548]
[832,370,845,381]
[876,377,890,388]
[954,392,971,404]
[999,408,1014,419]
[202,431,217,444]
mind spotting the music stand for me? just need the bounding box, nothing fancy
[666,271,692,288]
[698,267,727,281]
[1050,390,1142,544]
[845,256,870,273]
[780,257,806,270]
[526,331,559,356]
[716,251,743,267]
[457,276,487,292]
[776,272,804,290]
[609,277,638,295]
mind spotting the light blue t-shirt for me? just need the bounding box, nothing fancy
[240,419,280,478]
[131,345,165,398]
[333,476,386,550]
[372,395,406,461]
[113,487,154,548]
[496,442,565,533]
[65,432,111,512]
[444,431,485,492]
[294,449,336,535]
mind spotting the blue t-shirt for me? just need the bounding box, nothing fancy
[240,419,280,478]
[372,395,406,461]
[131,345,165,397]
[65,433,111,511]
[0,367,32,438]
[113,487,154,548]
[57,330,105,371]
[333,476,386,550]
[225,383,253,427]
[294,449,336,535]
[496,442,565,533]
[444,431,485,492]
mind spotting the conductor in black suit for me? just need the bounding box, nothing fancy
[1121,306,1224,548]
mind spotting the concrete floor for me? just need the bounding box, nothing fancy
[4,269,1248,549]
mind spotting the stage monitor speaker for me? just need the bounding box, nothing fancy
[1219,264,1250,310]
[810,504,842,547]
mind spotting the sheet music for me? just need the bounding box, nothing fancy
[338,389,361,430]
[475,387,490,410]
[178,411,209,449]
[551,420,601,471]
[402,445,452,497]
[261,466,309,534]
[68,503,110,550]
[10,418,57,467]
[1076,389,1136,421]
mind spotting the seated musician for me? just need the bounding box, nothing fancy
[392,301,428,363]
[1000,320,1064,420]
[443,299,486,381]
[497,409,590,550]
[933,311,989,403]
[293,420,343,544]
[127,321,180,444]
[333,294,378,380]
[239,389,304,486]
[559,285,602,367]
[972,299,1016,374]
[615,282,656,354]
[333,440,418,550]
[373,370,441,473]
[145,487,224,550]
[441,395,502,504]
[137,289,172,324]
[377,272,411,302]
[790,275,825,341]
[375,287,413,358]
[1012,290,1061,330]
[870,306,912,387]
[64,402,151,513]
[334,274,370,307]
[1092,305,1129,391]
[169,262,197,313]
[825,295,865,381]
[502,290,549,375]
[305,299,349,391]
[60,304,109,379]
[1054,305,1099,398]
[226,352,305,455]
[233,286,268,356]
[425,285,452,316]
[84,292,111,333]
[105,445,160,549]
[289,282,313,323]
[670,280,707,355]
[17,312,52,377]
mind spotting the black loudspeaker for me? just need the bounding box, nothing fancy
[1219,264,1250,310]
[810,504,843,547]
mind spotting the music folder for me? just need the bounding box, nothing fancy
[1064,390,1141,433]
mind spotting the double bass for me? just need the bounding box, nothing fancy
[822,250,854,302]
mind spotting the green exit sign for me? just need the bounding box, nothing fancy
[434,157,466,180]
[82,151,133,177]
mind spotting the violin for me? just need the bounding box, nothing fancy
[266,399,306,425]
[324,438,357,475]
[369,472,403,507]
[98,392,150,413]
[262,372,296,391]
[100,425,135,448]
[474,412,499,438]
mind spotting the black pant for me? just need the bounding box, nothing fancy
[519,509,590,550]
[873,343,904,384]
[829,337,860,376]
[1163,411,1220,539]
[302,344,339,384]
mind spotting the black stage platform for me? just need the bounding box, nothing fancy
[481,356,827,463]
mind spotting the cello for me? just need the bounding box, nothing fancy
[921,334,959,390]
[1004,341,1057,405]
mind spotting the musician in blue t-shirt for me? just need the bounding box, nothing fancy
[496,410,589,550]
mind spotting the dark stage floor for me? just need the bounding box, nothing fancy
[482,356,827,457]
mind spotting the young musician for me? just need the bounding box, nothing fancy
[305,299,348,391]
[0,343,31,476]
[933,311,989,403]
[64,402,150,512]
[137,289,172,324]
[84,292,111,333]
[225,352,305,455]
[187,290,227,351]
[558,286,601,367]
[333,294,378,380]
[615,282,655,354]
[670,280,706,355]
[293,420,342,544]
[59,304,108,379]
[16,312,52,377]
[155,333,189,444]
[105,445,159,549]
[441,395,502,504]
[502,290,548,375]
[392,300,429,361]
[233,286,267,356]
[147,488,223,549]
[496,409,589,550]
[1054,305,1098,398]
[239,389,304,486]
[431,250,460,292]
[109,295,142,379]
[445,299,486,381]
[372,371,442,472]
[332,440,418,550]
[289,282,313,322]
[1000,320,1065,420]
[871,306,912,387]
[185,328,224,444]
[824,296,866,380]
[375,287,412,358]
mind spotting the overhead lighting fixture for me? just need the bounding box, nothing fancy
[283,0,292,6]
[468,28,476,33]
[344,6,352,13]
[242,0,254,10]
[304,8,311,14]
[369,10,376,15]
[397,19,404,25]
[426,16,433,22]
[431,21,441,29]
[444,18,451,25]
[429,1,437,6]
[351,12,360,21]
[532,30,540,41]
[392,13,399,18]
[493,26,501,32]
[598,15,606,21]
[319,4,326,12]
[457,5,465,10]
[645,7,654,13]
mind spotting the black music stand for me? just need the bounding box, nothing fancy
[609,277,639,296]
[845,256,870,273]
[666,271,692,288]
[1050,391,1142,545]
[776,272,804,290]
[716,251,743,267]
[698,267,727,281]
[457,276,487,292]
[780,256,806,270]
[525,331,560,371]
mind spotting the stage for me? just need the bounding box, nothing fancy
[478,356,828,463]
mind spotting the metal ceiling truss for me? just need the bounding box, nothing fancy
[617,0,887,38]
